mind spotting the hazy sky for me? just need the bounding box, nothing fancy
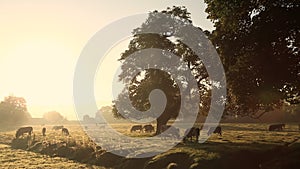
[0,0,213,120]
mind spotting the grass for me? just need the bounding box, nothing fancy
[0,123,300,169]
[0,144,105,169]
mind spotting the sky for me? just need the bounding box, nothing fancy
[0,0,214,120]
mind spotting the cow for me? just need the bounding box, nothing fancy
[143,124,155,133]
[160,125,180,139]
[184,127,200,142]
[268,123,285,131]
[62,128,70,136]
[207,126,222,136]
[42,127,46,136]
[130,125,143,132]
[16,126,33,138]
[52,125,64,130]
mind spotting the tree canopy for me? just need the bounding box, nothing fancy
[112,1,299,125]
[205,0,300,117]
[43,111,66,123]
[112,6,212,133]
[0,95,31,125]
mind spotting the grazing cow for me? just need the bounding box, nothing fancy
[16,126,33,138]
[130,125,143,132]
[42,127,46,136]
[143,124,155,133]
[52,125,64,130]
[268,123,285,131]
[160,125,180,139]
[62,128,70,136]
[184,127,200,142]
[207,126,222,136]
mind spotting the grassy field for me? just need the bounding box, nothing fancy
[0,123,300,169]
[0,144,104,169]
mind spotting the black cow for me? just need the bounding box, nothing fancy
[130,125,143,132]
[143,124,155,133]
[184,127,200,142]
[16,126,33,138]
[269,124,285,131]
[207,126,222,136]
[62,128,70,136]
[42,127,46,136]
[52,125,64,130]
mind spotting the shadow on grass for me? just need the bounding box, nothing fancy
[9,136,300,169]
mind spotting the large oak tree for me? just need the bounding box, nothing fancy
[205,0,300,117]
[113,6,211,134]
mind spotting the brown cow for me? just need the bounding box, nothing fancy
[130,125,143,132]
[16,126,33,138]
[184,127,200,142]
[143,124,155,133]
[207,126,222,136]
[268,123,285,131]
[62,128,70,136]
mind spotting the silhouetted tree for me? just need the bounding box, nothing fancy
[113,6,212,134]
[205,0,300,118]
[0,95,31,125]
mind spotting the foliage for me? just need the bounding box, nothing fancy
[205,0,300,117]
[0,95,31,125]
[43,111,66,123]
[96,106,116,123]
[82,114,96,123]
[112,6,212,132]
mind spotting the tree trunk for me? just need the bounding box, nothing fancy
[156,116,169,135]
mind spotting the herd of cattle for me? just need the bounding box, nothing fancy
[129,123,298,142]
[14,123,297,142]
[15,125,70,139]
[130,124,222,142]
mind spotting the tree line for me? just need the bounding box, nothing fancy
[0,95,67,126]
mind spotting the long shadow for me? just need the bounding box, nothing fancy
[9,135,300,169]
[178,141,300,169]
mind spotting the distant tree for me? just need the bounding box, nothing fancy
[83,114,90,121]
[83,114,95,123]
[112,6,212,134]
[205,0,300,118]
[43,111,65,123]
[96,106,112,118]
[0,95,31,125]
